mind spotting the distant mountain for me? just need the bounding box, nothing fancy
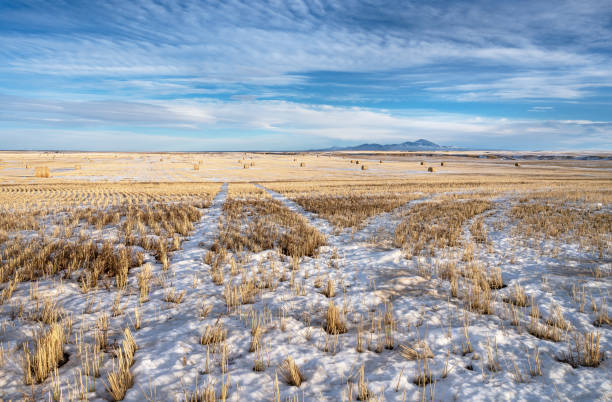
[313,139,449,151]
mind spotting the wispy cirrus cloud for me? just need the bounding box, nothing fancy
[0,0,611,149]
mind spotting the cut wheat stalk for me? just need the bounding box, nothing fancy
[278,356,305,387]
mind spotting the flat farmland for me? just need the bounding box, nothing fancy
[0,151,610,401]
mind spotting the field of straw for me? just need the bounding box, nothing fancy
[0,151,610,401]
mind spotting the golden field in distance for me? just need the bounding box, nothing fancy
[1,150,611,183]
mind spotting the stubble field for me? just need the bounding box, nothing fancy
[0,151,610,401]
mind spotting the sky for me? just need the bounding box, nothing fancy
[1,0,611,151]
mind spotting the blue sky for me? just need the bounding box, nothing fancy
[1,0,611,151]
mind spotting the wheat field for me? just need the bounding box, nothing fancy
[0,151,610,401]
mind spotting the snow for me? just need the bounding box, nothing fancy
[0,183,610,401]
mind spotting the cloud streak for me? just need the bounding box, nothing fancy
[0,0,611,149]
[2,96,610,150]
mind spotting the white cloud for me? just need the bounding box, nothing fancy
[528,106,554,112]
[1,96,610,150]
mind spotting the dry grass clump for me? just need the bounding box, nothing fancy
[465,281,495,314]
[394,200,492,255]
[321,278,335,298]
[527,304,563,342]
[460,263,504,290]
[217,196,325,258]
[399,341,433,360]
[137,264,153,302]
[29,297,63,324]
[164,288,186,304]
[23,323,67,384]
[278,356,305,387]
[356,365,372,401]
[558,331,604,367]
[594,306,611,327]
[412,356,434,387]
[185,375,231,402]
[325,301,347,334]
[200,322,227,346]
[224,279,259,311]
[504,283,529,307]
[546,305,571,330]
[105,345,135,400]
[470,216,489,243]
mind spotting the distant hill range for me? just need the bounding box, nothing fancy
[313,139,451,151]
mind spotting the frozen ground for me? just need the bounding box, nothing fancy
[0,183,610,401]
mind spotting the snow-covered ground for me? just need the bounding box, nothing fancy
[0,183,610,401]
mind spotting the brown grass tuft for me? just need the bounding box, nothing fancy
[325,301,347,334]
[200,322,227,346]
[23,323,67,384]
[278,356,305,387]
[400,341,433,360]
[321,278,335,298]
[559,331,604,367]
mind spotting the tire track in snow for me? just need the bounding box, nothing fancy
[126,183,227,401]
[256,183,424,303]
[255,184,336,240]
